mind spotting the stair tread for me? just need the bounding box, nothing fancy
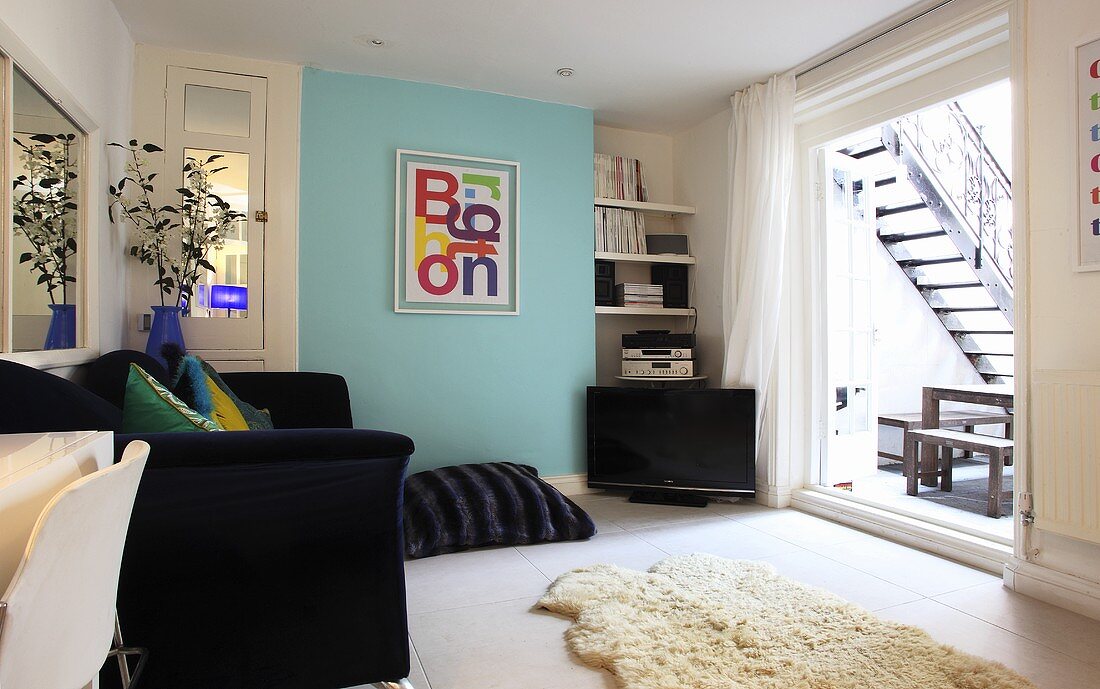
[948,329,1015,335]
[879,229,947,243]
[964,352,1014,357]
[933,306,1003,312]
[878,202,928,217]
[899,255,967,266]
[918,280,984,289]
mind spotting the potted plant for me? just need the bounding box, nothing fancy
[109,140,245,362]
[12,133,79,349]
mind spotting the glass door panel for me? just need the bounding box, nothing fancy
[183,148,249,319]
[821,151,878,488]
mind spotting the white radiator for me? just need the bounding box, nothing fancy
[1032,370,1100,545]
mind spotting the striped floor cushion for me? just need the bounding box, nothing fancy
[403,462,597,559]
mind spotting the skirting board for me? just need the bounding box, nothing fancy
[543,473,600,496]
[1004,558,1100,623]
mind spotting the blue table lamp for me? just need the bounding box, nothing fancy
[209,285,248,313]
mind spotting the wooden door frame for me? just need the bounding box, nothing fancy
[130,45,300,371]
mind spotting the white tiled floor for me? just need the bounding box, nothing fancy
[396,492,1100,689]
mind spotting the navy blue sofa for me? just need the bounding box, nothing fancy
[0,352,414,689]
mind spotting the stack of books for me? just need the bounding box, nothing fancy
[594,208,647,254]
[615,283,664,308]
[594,153,649,201]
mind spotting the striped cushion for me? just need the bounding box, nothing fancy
[403,462,596,559]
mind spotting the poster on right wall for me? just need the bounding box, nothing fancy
[1077,36,1100,270]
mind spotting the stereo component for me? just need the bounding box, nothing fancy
[622,348,694,360]
[621,360,695,377]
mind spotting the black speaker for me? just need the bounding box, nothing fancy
[651,264,689,308]
[595,260,616,306]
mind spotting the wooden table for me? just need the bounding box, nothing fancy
[920,384,1013,487]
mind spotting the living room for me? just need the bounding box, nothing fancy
[1,1,1099,688]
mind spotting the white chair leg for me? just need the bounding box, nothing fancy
[372,680,416,689]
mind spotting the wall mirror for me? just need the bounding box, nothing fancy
[8,65,86,352]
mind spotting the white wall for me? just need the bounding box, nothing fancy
[1016,0,1100,603]
[672,109,731,384]
[0,1,135,355]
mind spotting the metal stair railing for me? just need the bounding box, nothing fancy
[881,103,1013,323]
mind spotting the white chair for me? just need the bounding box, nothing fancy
[0,440,149,689]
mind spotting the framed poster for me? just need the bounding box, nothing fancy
[1076,36,1100,271]
[395,149,520,313]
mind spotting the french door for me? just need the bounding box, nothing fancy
[164,66,267,351]
[821,151,877,487]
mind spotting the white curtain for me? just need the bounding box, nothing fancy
[721,73,796,446]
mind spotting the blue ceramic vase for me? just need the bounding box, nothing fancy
[43,303,77,350]
[147,305,186,366]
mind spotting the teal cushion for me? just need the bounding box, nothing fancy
[122,364,223,433]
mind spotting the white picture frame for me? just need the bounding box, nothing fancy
[1075,35,1100,271]
[393,149,520,314]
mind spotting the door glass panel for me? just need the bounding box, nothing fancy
[184,85,251,137]
[183,148,249,319]
[851,280,871,329]
[852,335,871,379]
[10,67,84,351]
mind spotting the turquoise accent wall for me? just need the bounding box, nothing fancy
[299,69,595,476]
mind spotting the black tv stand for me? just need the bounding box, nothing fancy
[629,490,708,508]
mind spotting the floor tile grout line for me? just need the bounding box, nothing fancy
[407,634,433,689]
[514,545,559,583]
[931,594,1100,669]
[772,540,945,600]
[408,593,548,617]
[511,545,554,584]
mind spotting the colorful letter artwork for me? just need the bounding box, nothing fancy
[1078,38,1100,268]
[396,150,519,313]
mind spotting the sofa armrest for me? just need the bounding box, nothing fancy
[115,428,412,468]
[114,449,412,687]
[218,372,354,429]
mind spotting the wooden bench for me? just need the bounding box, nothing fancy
[878,411,1013,462]
[903,428,1014,517]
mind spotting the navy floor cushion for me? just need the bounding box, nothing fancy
[403,462,597,558]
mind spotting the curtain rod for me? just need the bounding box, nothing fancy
[795,0,957,79]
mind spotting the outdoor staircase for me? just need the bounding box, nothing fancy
[844,102,1014,384]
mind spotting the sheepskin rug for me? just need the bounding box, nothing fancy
[537,553,1034,689]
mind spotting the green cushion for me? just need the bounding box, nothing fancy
[122,363,223,433]
[199,359,274,430]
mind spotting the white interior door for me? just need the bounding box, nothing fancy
[821,150,878,488]
[164,66,267,351]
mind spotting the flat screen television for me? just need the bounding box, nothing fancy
[587,386,756,502]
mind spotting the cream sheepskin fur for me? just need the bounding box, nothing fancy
[538,553,1034,689]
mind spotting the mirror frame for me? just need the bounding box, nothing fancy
[0,21,101,369]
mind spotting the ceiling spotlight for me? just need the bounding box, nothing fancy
[353,34,388,48]
[556,67,575,78]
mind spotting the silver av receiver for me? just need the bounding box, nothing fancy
[622,347,693,360]
[622,360,695,377]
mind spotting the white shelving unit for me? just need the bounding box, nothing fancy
[595,306,695,317]
[594,251,695,265]
[594,197,696,216]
